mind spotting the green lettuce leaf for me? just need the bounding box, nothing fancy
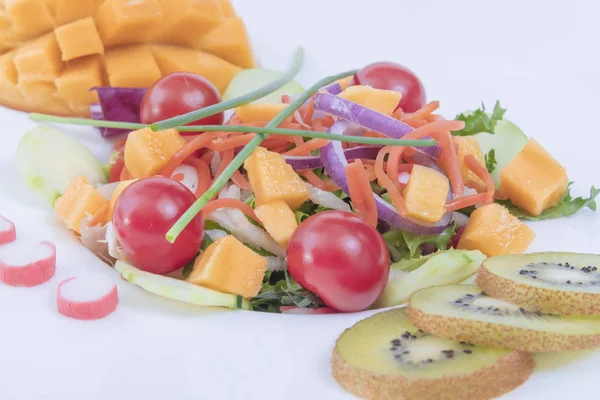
[496,183,599,220]
[250,270,322,313]
[484,149,497,173]
[383,222,457,262]
[452,101,506,137]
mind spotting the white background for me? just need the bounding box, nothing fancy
[1,0,600,399]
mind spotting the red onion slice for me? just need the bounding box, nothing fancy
[322,82,343,95]
[313,92,440,158]
[284,146,380,170]
[90,87,147,138]
[320,121,452,235]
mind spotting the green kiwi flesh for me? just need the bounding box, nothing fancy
[332,308,533,400]
[407,284,600,352]
[477,252,600,316]
[374,250,486,308]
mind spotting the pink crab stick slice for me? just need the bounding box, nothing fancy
[57,273,118,320]
[280,306,336,314]
[0,216,16,244]
[0,240,56,286]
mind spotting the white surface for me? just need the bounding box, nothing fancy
[0,240,54,267]
[0,0,600,399]
[58,274,117,303]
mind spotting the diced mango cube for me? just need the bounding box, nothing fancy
[454,136,486,190]
[14,32,62,80]
[55,56,104,115]
[104,45,162,88]
[197,17,255,68]
[0,50,28,110]
[95,0,163,47]
[235,103,292,124]
[336,76,353,91]
[187,235,267,298]
[255,201,298,248]
[339,85,402,117]
[54,176,108,234]
[54,0,103,25]
[55,17,104,61]
[124,128,187,179]
[499,139,568,216]
[152,0,223,47]
[458,203,535,257]
[106,179,137,221]
[18,79,71,115]
[244,147,310,210]
[5,0,55,40]
[151,44,240,94]
[404,165,449,223]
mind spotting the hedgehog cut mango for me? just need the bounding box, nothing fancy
[0,0,254,116]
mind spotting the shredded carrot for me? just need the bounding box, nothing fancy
[402,118,429,128]
[171,173,184,182]
[120,164,131,180]
[404,101,440,121]
[87,203,109,227]
[375,146,407,216]
[392,108,404,120]
[363,163,377,182]
[160,131,225,177]
[268,144,293,153]
[113,138,127,151]
[201,198,263,226]
[302,94,315,122]
[363,131,388,139]
[323,179,340,192]
[299,170,326,190]
[346,160,378,228]
[464,154,495,204]
[433,130,464,197]
[213,150,233,182]
[201,149,215,163]
[109,154,124,183]
[445,193,487,212]
[183,157,212,198]
[284,139,329,156]
[231,170,250,190]
[292,135,304,147]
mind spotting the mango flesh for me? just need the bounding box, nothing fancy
[255,200,298,248]
[54,176,107,234]
[500,139,568,216]
[0,0,253,116]
[454,136,486,189]
[235,103,291,124]
[187,235,267,298]
[338,85,402,117]
[244,147,310,210]
[458,203,535,257]
[404,165,450,223]
[124,127,187,179]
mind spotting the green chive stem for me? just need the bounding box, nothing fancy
[150,48,305,131]
[165,69,359,243]
[29,113,436,148]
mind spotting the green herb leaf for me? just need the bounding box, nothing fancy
[452,101,506,136]
[484,149,497,173]
[250,271,322,313]
[496,183,599,220]
[383,222,457,261]
[245,194,256,208]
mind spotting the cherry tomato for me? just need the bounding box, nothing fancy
[140,72,223,127]
[286,211,390,312]
[112,177,204,274]
[355,62,426,113]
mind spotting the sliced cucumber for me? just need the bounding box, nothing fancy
[15,127,108,205]
[223,68,305,104]
[474,119,528,189]
[374,250,486,308]
[115,261,250,310]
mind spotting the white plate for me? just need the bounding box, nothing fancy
[1,0,599,399]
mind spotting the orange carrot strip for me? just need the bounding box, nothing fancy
[213,150,233,182]
[404,101,440,120]
[114,138,127,151]
[201,198,263,226]
[201,149,215,163]
[323,179,340,192]
[183,158,212,198]
[120,165,131,180]
[375,146,407,216]
[302,94,315,122]
[364,163,377,182]
[393,108,404,120]
[171,173,184,182]
[109,154,124,183]
[346,159,378,228]
[464,154,495,204]
[292,135,304,147]
[232,170,250,190]
[87,203,109,227]
[269,144,293,153]
[283,139,329,156]
[445,193,487,212]
[433,130,464,197]
[160,131,225,177]
[402,119,429,128]
[299,170,326,190]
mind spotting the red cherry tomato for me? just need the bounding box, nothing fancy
[286,211,390,312]
[112,177,204,274]
[140,72,223,127]
[355,62,426,113]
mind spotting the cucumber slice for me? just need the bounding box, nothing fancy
[474,119,528,189]
[374,250,486,308]
[223,68,305,104]
[15,127,108,205]
[115,261,250,310]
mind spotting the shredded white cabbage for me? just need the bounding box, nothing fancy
[266,256,285,271]
[172,164,198,194]
[79,217,111,263]
[95,182,120,200]
[305,183,351,212]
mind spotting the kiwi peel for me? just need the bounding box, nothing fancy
[476,252,600,316]
[332,308,534,400]
[408,284,600,352]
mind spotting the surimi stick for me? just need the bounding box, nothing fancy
[57,273,118,320]
[279,306,336,314]
[0,215,16,244]
[0,240,56,286]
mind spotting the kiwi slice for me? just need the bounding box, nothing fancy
[408,284,600,352]
[476,252,600,316]
[332,308,533,400]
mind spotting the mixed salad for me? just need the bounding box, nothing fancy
[11,47,598,316]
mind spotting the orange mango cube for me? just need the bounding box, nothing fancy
[500,139,568,216]
[152,0,223,46]
[255,201,298,248]
[404,165,450,223]
[339,85,402,117]
[55,17,104,61]
[54,176,108,234]
[458,203,535,257]
[197,17,255,68]
[95,0,162,47]
[244,147,310,210]
[14,32,62,80]
[187,235,267,298]
[235,103,292,124]
[104,44,162,88]
[5,0,55,40]
[54,0,103,25]
[54,56,104,115]
[124,128,187,179]
[454,136,486,190]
